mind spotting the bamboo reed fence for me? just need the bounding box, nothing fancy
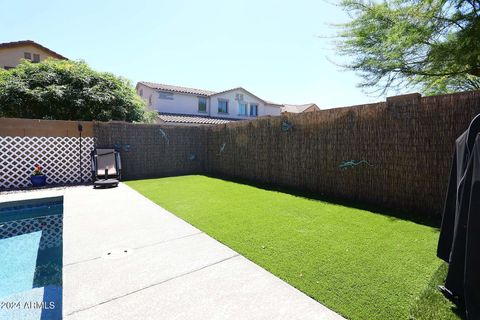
[94,121,207,180]
[38,90,480,217]
[205,91,480,217]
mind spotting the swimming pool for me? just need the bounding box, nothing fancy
[0,196,63,320]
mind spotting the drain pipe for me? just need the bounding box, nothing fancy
[78,124,83,183]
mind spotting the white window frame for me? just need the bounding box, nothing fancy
[198,97,207,113]
[218,99,229,114]
[238,102,248,116]
[159,91,174,100]
[249,103,258,117]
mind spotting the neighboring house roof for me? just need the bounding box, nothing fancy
[138,81,217,96]
[281,103,320,113]
[137,81,282,107]
[0,40,67,60]
[265,100,283,106]
[157,113,238,125]
[210,87,283,107]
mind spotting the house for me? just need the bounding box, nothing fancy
[281,103,320,114]
[136,82,283,125]
[0,40,67,70]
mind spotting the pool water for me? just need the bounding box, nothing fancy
[0,197,63,320]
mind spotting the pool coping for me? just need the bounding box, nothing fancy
[0,189,65,204]
[0,195,63,210]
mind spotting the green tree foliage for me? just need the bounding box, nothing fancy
[335,0,480,94]
[0,59,154,122]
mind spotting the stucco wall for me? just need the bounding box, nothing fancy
[136,84,281,118]
[210,89,281,119]
[137,85,157,112]
[137,83,211,115]
[0,118,94,137]
[0,45,57,69]
[153,92,204,115]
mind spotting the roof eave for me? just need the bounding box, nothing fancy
[210,87,280,106]
[137,81,215,96]
[0,40,68,60]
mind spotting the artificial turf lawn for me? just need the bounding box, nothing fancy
[127,175,460,320]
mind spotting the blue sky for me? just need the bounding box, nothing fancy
[0,0,390,108]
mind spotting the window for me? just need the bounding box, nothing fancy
[238,102,248,116]
[24,52,31,60]
[148,94,152,106]
[249,103,258,116]
[4,66,14,70]
[198,97,207,112]
[159,91,174,100]
[218,99,228,113]
[33,54,40,63]
[139,89,143,97]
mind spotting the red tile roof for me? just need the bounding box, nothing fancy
[0,40,67,60]
[138,82,216,96]
[157,113,238,125]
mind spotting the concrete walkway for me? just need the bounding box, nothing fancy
[2,184,345,320]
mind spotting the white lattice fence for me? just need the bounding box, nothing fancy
[0,136,95,188]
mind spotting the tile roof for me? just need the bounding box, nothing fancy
[0,40,67,60]
[138,82,217,96]
[157,113,238,125]
[281,103,319,113]
[138,82,282,106]
[265,100,283,106]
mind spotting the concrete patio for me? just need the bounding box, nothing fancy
[1,184,345,320]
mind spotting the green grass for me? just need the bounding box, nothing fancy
[127,175,461,320]
[410,264,463,320]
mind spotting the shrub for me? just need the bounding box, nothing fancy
[0,59,153,122]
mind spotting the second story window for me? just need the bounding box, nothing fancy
[159,91,174,100]
[238,102,248,116]
[250,103,258,116]
[139,89,143,97]
[24,52,31,60]
[33,54,40,63]
[218,99,228,113]
[198,97,207,112]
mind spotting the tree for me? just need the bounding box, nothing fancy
[0,59,155,122]
[335,0,480,94]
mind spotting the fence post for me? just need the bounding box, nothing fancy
[78,124,83,183]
